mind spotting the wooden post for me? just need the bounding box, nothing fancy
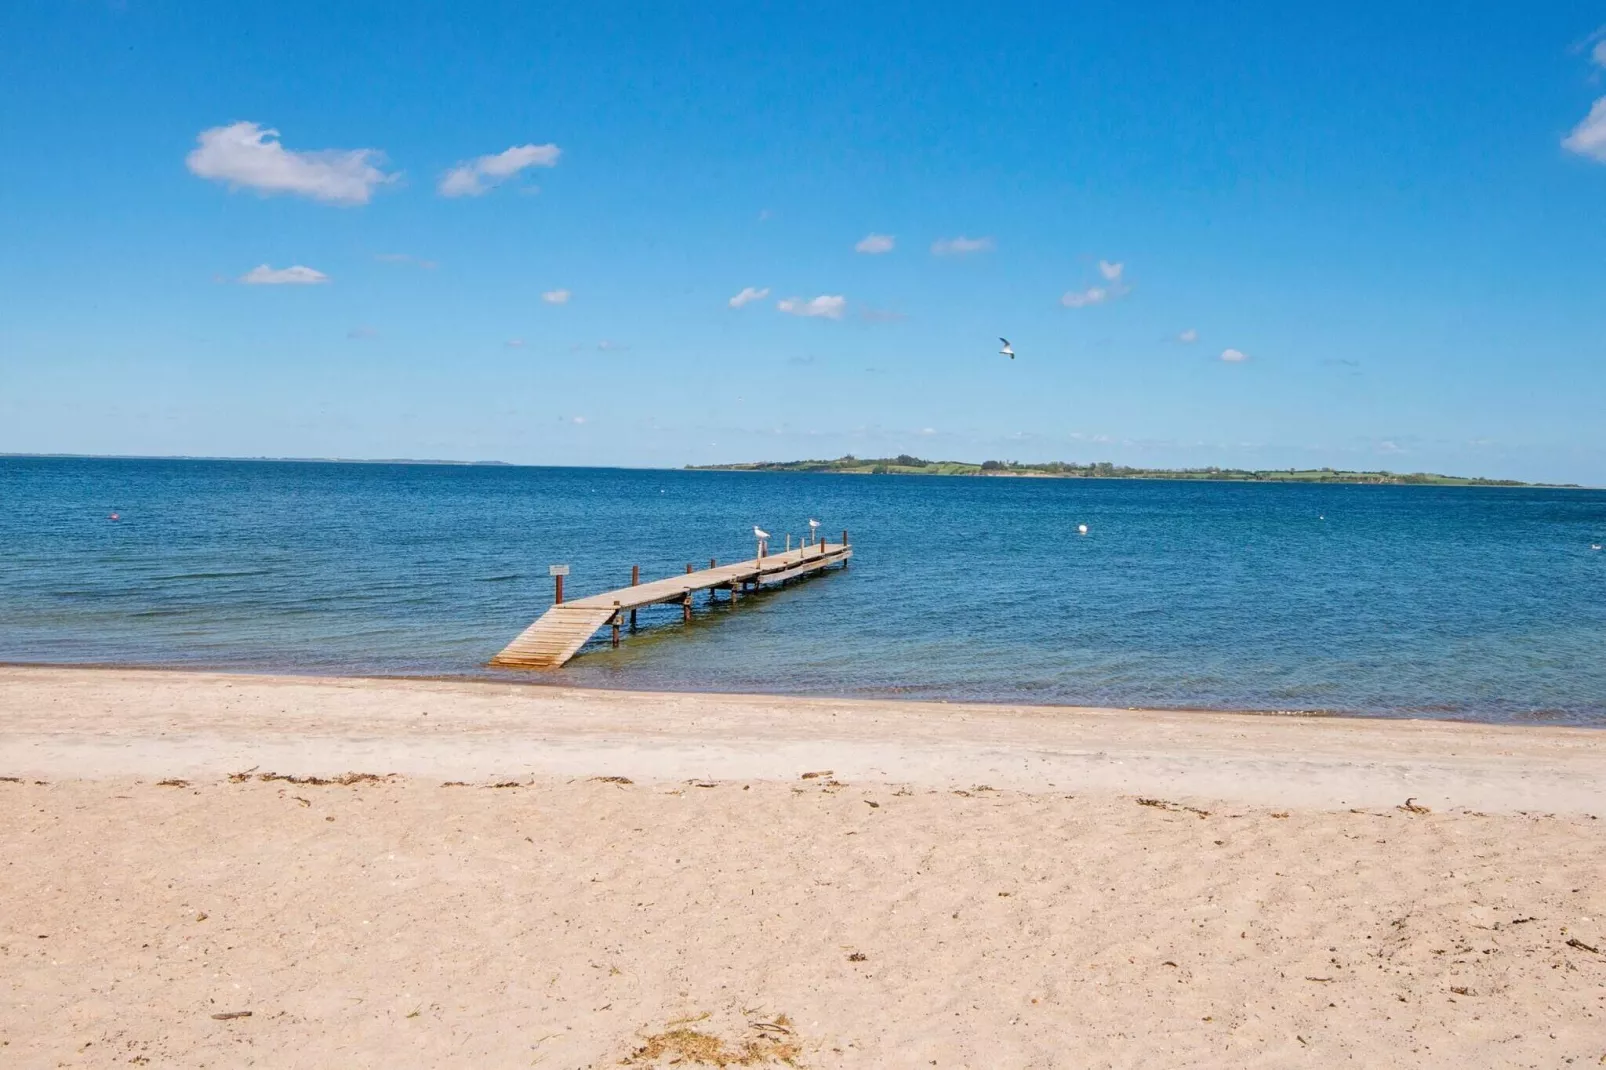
[554,573,564,605]
[710,558,717,569]
[629,566,638,628]
[611,602,621,647]
[842,529,849,547]
[686,563,694,574]
[682,592,693,622]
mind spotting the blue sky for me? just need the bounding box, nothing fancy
[3,2,1606,483]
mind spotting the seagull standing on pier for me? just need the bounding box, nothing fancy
[999,337,1015,359]
[754,526,770,557]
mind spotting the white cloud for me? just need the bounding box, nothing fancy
[1593,38,1606,67]
[1061,259,1131,308]
[1177,328,1199,343]
[541,288,571,305]
[439,143,561,197]
[930,235,995,256]
[571,416,586,424]
[375,253,437,269]
[1220,348,1249,363]
[505,338,526,348]
[1060,286,1109,308]
[238,264,329,285]
[187,122,394,206]
[1563,98,1606,162]
[777,295,847,319]
[729,286,770,308]
[855,233,895,254]
[918,427,937,436]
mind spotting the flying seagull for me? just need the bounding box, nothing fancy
[999,337,1015,359]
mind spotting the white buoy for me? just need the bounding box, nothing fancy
[1077,523,1088,535]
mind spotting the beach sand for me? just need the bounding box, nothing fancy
[1,667,1603,1067]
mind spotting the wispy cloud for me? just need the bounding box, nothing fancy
[729,286,770,308]
[541,288,571,305]
[187,122,394,206]
[375,253,437,269]
[239,264,328,285]
[439,143,561,197]
[930,235,994,257]
[1564,98,1606,162]
[1060,286,1111,308]
[1177,328,1199,343]
[505,338,526,348]
[855,233,895,254]
[1220,348,1249,363]
[346,325,378,339]
[1061,259,1131,308]
[777,295,847,319]
[860,307,907,323]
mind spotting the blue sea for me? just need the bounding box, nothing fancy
[2,456,1604,725]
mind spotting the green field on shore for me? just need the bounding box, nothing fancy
[688,456,1561,487]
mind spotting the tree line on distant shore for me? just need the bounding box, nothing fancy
[687,455,1557,486]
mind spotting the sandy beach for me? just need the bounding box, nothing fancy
[2,667,1604,1067]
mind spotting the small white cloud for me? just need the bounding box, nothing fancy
[1098,260,1124,281]
[1563,98,1606,162]
[239,264,329,285]
[855,233,895,254]
[541,288,571,305]
[187,122,394,206]
[505,338,526,348]
[1594,39,1606,67]
[1220,348,1249,363]
[931,235,995,256]
[1177,328,1199,343]
[571,416,586,424]
[1060,286,1109,308]
[439,143,561,197]
[918,427,937,435]
[346,325,378,339]
[375,253,437,269]
[729,286,770,308]
[777,294,847,319]
[1378,440,1402,453]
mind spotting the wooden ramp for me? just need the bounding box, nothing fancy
[491,541,851,669]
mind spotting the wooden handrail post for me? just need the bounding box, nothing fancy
[554,574,564,605]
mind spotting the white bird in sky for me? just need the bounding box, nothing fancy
[999,337,1015,359]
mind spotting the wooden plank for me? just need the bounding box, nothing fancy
[490,541,852,668]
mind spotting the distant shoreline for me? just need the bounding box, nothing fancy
[1,452,1588,488]
[688,456,1580,488]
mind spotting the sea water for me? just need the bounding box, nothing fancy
[2,456,1604,725]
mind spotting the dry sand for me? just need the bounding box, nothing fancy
[1,667,1603,1068]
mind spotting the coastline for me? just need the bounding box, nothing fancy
[4,667,1603,1067]
[4,666,1605,810]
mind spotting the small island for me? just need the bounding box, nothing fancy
[689,455,1563,486]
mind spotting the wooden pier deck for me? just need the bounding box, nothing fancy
[490,541,852,669]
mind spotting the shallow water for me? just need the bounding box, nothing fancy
[3,456,1604,724]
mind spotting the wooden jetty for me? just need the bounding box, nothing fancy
[490,537,852,669]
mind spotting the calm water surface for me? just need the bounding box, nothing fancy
[3,457,1604,725]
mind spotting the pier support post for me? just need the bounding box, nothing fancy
[611,603,622,647]
[630,566,639,629]
[682,592,693,622]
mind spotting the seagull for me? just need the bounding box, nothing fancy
[999,337,1015,359]
[1593,544,1602,551]
[754,526,770,540]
